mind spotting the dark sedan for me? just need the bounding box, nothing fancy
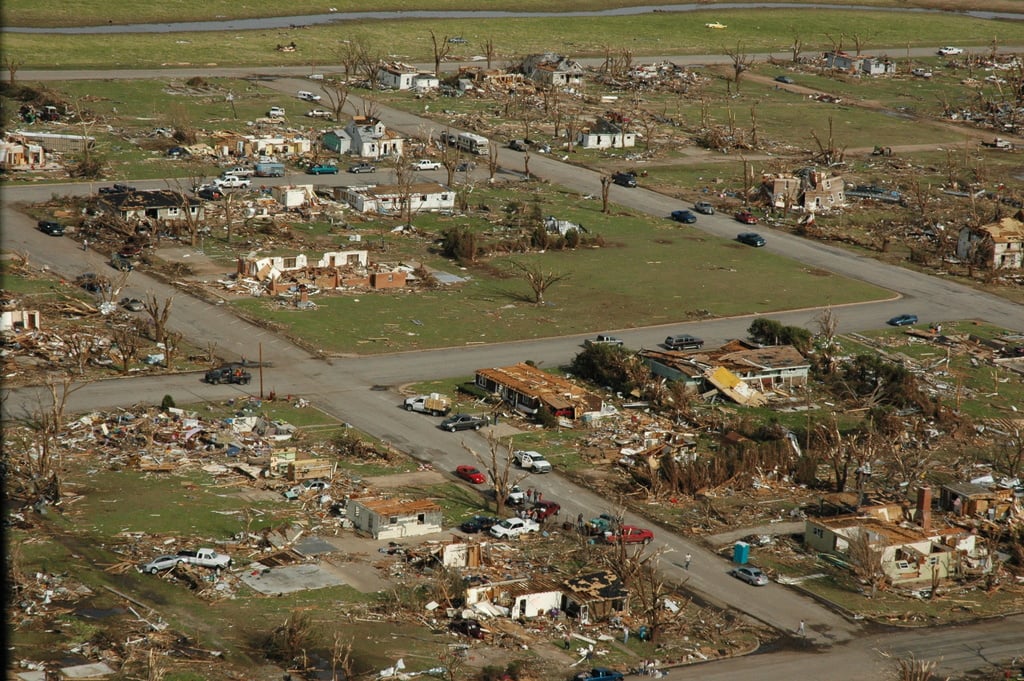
[737,232,766,247]
[670,210,697,224]
[888,314,918,327]
[460,515,499,533]
[440,414,489,432]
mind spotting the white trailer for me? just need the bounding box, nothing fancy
[456,132,490,156]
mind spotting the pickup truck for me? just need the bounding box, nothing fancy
[215,175,252,189]
[204,364,252,385]
[404,393,452,416]
[585,334,624,347]
[177,548,232,569]
[513,449,552,473]
[224,166,255,178]
[982,138,1014,150]
[412,159,441,171]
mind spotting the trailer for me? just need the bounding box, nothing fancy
[255,162,286,177]
[456,132,490,156]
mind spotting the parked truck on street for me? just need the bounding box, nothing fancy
[204,364,252,385]
[177,548,232,569]
[404,393,452,416]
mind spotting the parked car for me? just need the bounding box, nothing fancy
[448,36,468,44]
[166,146,190,158]
[532,500,561,520]
[37,220,64,236]
[509,139,528,151]
[141,554,184,574]
[735,211,758,225]
[938,46,964,55]
[196,186,224,200]
[774,75,795,84]
[693,201,715,215]
[729,566,770,586]
[267,106,286,118]
[98,183,136,194]
[612,171,637,188]
[284,479,330,499]
[512,449,552,473]
[307,164,339,175]
[306,109,333,119]
[584,334,624,347]
[887,313,919,327]
[911,67,933,78]
[412,159,441,170]
[506,485,526,506]
[664,334,704,350]
[297,90,321,101]
[737,232,766,247]
[456,161,476,172]
[120,298,145,312]
[574,668,624,681]
[455,465,486,484]
[440,414,488,432]
[459,515,499,533]
[489,516,540,539]
[604,525,654,545]
[110,253,134,271]
[670,209,697,224]
[348,162,377,174]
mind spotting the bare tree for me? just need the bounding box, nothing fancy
[486,142,499,182]
[462,436,527,518]
[391,155,416,227]
[320,79,350,121]
[812,416,852,492]
[600,175,612,214]
[429,31,452,76]
[484,38,496,69]
[814,306,840,374]
[846,527,887,598]
[63,333,95,375]
[509,260,570,304]
[790,30,804,63]
[142,294,174,352]
[3,56,25,85]
[110,321,143,374]
[725,43,755,92]
[810,116,846,166]
[163,329,183,370]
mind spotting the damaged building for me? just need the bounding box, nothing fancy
[337,182,455,215]
[348,498,443,540]
[956,215,1024,269]
[97,189,204,227]
[577,118,636,150]
[762,169,846,212]
[475,362,604,419]
[521,53,585,88]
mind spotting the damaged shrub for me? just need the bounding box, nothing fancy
[439,225,480,264]
[569,343,635,395]
[262,609,321,665]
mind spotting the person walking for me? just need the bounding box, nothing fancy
[82,239,88,251]
[797,619,806,637]
[684,553,692,569]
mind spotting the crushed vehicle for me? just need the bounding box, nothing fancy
[203,364,253,385]
[403,393,452,416]
[141,554,184,574]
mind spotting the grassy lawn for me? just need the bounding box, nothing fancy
[4,10,1023,70]
[6,0,983,28]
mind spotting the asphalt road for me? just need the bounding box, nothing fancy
[3,56,1024,679]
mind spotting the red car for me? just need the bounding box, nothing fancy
[532,500,561,520]
[604,525,654,545]
[735,210,758,225]
[455,465,486,484]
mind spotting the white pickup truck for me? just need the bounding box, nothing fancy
[404,393,452,416]
[177,548,233,569]
[513,449,552,473]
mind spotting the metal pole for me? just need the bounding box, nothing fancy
[258,343,264,399]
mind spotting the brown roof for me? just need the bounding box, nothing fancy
[476,362,602,412]
[979,217,1024,243]
[354,498,440,515]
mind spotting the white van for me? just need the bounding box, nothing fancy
[297,90,321,102]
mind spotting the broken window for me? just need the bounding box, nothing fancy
[283,257,297,269]
[389,515,398,525]
[417,513,425,524]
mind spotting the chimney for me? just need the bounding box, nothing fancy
[299,286,309,305]
[913,486,932,532]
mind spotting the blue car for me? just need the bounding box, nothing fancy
[574,669,624,681]
[888,314,918,327]
[670,210,697,224]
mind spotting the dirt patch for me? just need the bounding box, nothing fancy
[364,469,447,488]
[153,245,229,280]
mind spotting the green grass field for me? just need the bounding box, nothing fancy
[5,9,1024,70]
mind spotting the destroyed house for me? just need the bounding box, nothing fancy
[98,189,203,225]
[237,250,370,281]
[330,116,405,159]
[522,53,584,87]
[824,50,895,76]
[762,170,846,212]
[577,118,636,150]
[0,134,46,170]
[340,182,454,215]
[956,217,1024,269]
[475,362,603,419]
[641,340,810,391]
[379,62,438,91]
[803,515,984,585]
[466,577,565,619]
[15,130,95,154]
[939,482,1010,517]
[348,498,443,540]
[562,570,628,623]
